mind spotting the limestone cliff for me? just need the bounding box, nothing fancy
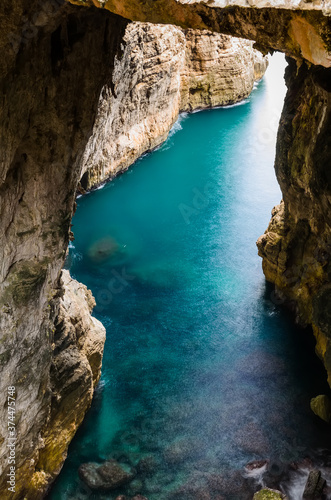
[80,24,267,189]
[0,4,128,498]
[29,270,106,497]
[257,58,331,384]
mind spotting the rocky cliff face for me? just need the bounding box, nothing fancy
[80,23,267,189]
[29,270,106,497]
[257,58,331,384]
[0,4,127,498]
[180,29,266,111]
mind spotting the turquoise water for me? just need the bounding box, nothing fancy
[49,54,331,500]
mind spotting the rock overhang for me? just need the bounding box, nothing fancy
[68,0,331,67]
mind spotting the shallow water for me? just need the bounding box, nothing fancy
[49,54,331,500]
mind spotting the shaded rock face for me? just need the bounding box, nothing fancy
[0,3,127,499]
[80,23,267,189]
[257,58,331,385]
[68,0,331,67]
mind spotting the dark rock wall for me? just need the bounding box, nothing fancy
[257,58,331,383]
[0,3,127,498]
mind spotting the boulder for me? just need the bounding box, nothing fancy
[78,459,135,491]
[310,395,331,424]
[303,469,326,499]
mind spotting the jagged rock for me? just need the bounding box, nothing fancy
[310,395,331,423]
[303,470,326,499]
[253,488,287,500]
[78,460,135,491]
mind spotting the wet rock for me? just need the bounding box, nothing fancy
[263,461,289,490]
[289,457,314,471]
[253,488,287,499]
[310,395,331,424]
[303,469,326,499]
[78,460,135,491]
[245,460,270,471]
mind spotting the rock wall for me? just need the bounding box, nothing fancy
[180,29,266,111]
[257,58,331,384]
[0,4,128,499]
[80,23,267,189]
[30,270,106,497]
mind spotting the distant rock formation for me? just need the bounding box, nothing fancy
[79,23,267,189]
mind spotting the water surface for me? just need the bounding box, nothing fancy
[49,54,331,500]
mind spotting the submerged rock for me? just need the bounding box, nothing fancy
[253,488,287,499]
[87,236,120,263]
[78,460,135,491]
[310,395,331,424]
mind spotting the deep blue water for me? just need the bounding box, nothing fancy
[49,54,331,500]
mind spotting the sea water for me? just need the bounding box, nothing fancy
[49,54,331,500]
